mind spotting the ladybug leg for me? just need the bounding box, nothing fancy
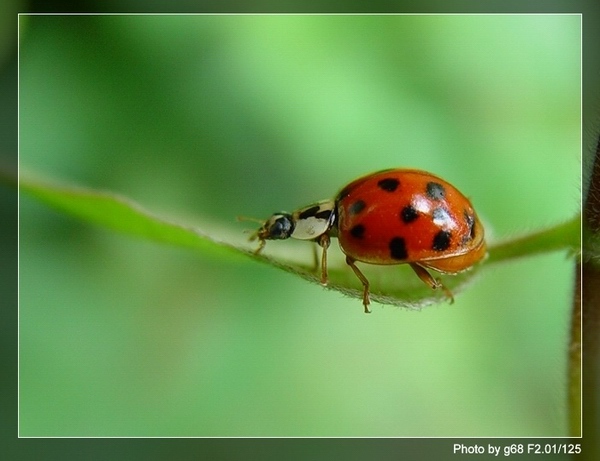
[345,256,371,314]
[317,234,330,286]
[253,238,266,255]
[409,263,454,304]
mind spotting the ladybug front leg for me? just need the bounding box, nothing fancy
[409,263,454,304]
[345,256,371,314]
[253,238,266,255]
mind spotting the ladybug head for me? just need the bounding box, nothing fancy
[252,213,295,243]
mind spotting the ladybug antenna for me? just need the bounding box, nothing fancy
[237,216,266,242]
[236,215,265,225]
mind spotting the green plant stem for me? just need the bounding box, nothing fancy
[486,214,581,265]
[571,267,582,438]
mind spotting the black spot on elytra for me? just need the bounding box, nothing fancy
[350,224,365,239]
[426,182,445,201]
[348,200,366,215]
[389,237,408,260]
[432,230,452,251]
[298,205,321,220]
[400,205,419,223]
[377,177,400,192]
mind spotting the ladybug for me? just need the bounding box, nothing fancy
[248,168,486,313]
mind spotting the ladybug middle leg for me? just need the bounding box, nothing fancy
[316,234,330,286]
[345,256,371,314]
[409,263,454,303]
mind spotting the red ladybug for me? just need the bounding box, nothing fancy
[249,169,486,313]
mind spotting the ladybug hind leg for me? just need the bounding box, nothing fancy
[345,256,371,314]
[409,263,454,304]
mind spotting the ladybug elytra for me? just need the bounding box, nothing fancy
[248,169,486,313]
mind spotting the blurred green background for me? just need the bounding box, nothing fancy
[19,15,580,436]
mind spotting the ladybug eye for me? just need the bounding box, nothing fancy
[267,214,294,240]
